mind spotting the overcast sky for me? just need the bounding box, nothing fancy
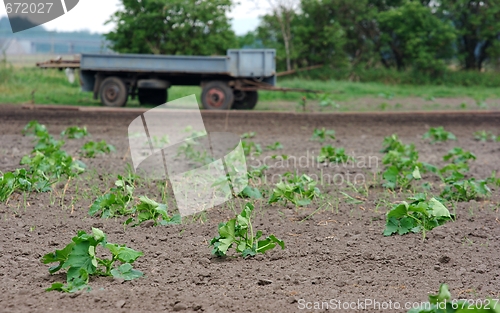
[0,0,270,34]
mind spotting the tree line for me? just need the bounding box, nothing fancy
[106,0,500,78]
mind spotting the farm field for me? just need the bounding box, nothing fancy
[0,104,499,312]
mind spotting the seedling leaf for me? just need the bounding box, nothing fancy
[110,263,143,281]
[106,243,144,263]
[239,186,263,199]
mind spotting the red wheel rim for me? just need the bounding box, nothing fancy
[105,85,119,102]
[205,88,225,108]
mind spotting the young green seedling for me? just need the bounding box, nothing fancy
[89,175,135,218]
[473,130,497,142]
[311,128,336,142]
[423,126,456,143]
[89,175,181,225]
[317,145,354,164]
[247,164,268,180]
[238,186,263,199]
[383,194,453,240]
[440,173,491,202]
[266,142,283,151]
[60,126,89,139]
[380,135,435,189]
[241,140,262,157]
[0,121,86,201]
[42,228,143,293]
[268,172,321,207]
[125,196,181,226]
[438,147,490,201]
[80,140,115,158]
[210,202,285,258]
[241,132,256,139]
[318,94,339,110]
[407,283,500,313]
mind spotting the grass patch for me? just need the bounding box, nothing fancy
[1,67,500,107]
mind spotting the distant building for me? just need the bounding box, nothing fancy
[0,38,32,54]
[0,16,112,55]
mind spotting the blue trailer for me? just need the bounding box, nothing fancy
[68,49,275,109]
[37,49,321,109]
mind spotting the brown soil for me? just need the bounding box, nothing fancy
[1,105,499,313]
[257,97,500,112]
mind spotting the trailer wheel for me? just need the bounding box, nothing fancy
[232,91,258,110]
[100,77,128,107]
[201,81,234,110]
[138,88,167,105]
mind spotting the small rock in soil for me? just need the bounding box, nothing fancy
[173,303,187,311]
[476,264,487,274]
[258,279,273,286]
[140,220,155,228]
[439,255,450,264]
[69,292,80,298]
[115,300,126,308]
[113,277,125,284]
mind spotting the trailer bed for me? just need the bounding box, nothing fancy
[80,49,276,79]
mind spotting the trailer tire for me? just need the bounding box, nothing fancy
[138,88,167,105]
[100,77,128,107]
[201,81,234,110]
[232,91,258,110]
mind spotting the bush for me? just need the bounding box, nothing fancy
[292,65,500,87]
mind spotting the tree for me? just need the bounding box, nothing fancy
[294,0,347,67]
[437,0,500,70]
[264,0,300,71]
[298,0,378,68]
[105,0,237,55]
[377,1,456,74]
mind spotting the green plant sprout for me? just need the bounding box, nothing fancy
[42,228,143,293]
[407,283,500,313]
[150,135,170,149]
[423,126,457,143]
[318,94,339,109]
[317,145,354,164]
[125,196,181,226]
[89,175,181,226]
[60,126,89,139]
[311,128,336,142]
[241,140,262,157]
[0,121,86,202]
[210,202,285,258]
[438,147,490,201]
[266,142,283,151]
[383,194,453,240]
[268,172,321,207]
[241,132,256,139]
[238,186,263,199]
[89,175,135,218]
[80,140,116,158]
[381,134,436,189]
[473,130,498,142]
